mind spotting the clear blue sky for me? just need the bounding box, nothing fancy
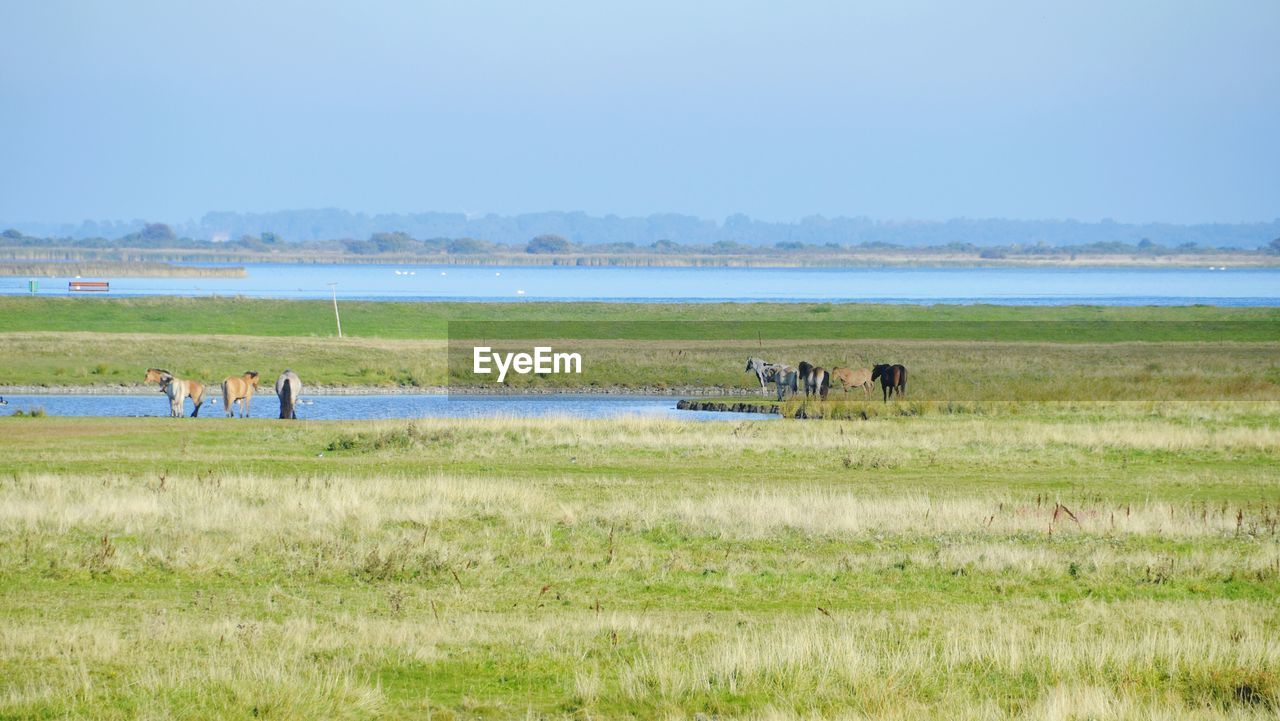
[2,0,1277,224]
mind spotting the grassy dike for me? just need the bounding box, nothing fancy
[0,297,1278,395]
[0,407,1278,718]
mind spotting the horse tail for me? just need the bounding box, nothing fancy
[279,377,294,420]
[221,379,232,415]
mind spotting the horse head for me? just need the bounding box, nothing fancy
[871,364,889,382]
[244,371,260,387]
[145,368,172,383]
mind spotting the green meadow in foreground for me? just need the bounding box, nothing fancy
[1,406,1278,719]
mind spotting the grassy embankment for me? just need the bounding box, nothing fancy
[0,262,246,278]
[0,407,1277,718]
[0,298,1277,404]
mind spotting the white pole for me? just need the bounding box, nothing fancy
[328,283,342,338]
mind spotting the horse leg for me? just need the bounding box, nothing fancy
[245,395,251,418]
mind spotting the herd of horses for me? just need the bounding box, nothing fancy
[143,368,302,419]
[138,359,900,419]
[746,358,907,402]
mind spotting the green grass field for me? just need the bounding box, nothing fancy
[1,407,1277,719]
[2,296,1278,339]
[2,297,1278,718]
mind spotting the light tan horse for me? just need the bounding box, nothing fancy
[145,367,205,417]
[831,367,873,399]
[221,371,260,418]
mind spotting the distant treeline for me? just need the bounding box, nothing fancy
[4,209,1280,248]
[3,225,1280,268]
[5,224,1280,256]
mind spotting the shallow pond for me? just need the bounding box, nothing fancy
[0,393,777,421]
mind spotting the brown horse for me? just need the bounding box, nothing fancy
[797,361,814,387]
[805,366,831,400]
[145,368,205,417]
[871,364,907,402]
[221,371,260,418]
[830,367,873,399]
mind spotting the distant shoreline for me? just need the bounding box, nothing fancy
[0,261,247,278]
[3,248,1278,269]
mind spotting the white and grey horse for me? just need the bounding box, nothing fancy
[275,369,302,419]
[745,357,776,397]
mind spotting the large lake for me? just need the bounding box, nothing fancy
[3,263,1278,305]
[0,394,777,421]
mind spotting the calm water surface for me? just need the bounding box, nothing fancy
[3,263,1277,305]
[1,394,777,421]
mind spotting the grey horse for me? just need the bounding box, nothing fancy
[275,369,302,419]
[745,358,777,397]
[763,364,799,401]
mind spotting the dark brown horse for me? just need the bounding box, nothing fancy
[797,361,814,388]
[871,364,907,402]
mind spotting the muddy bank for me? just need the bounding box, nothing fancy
[677,399,787,416]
